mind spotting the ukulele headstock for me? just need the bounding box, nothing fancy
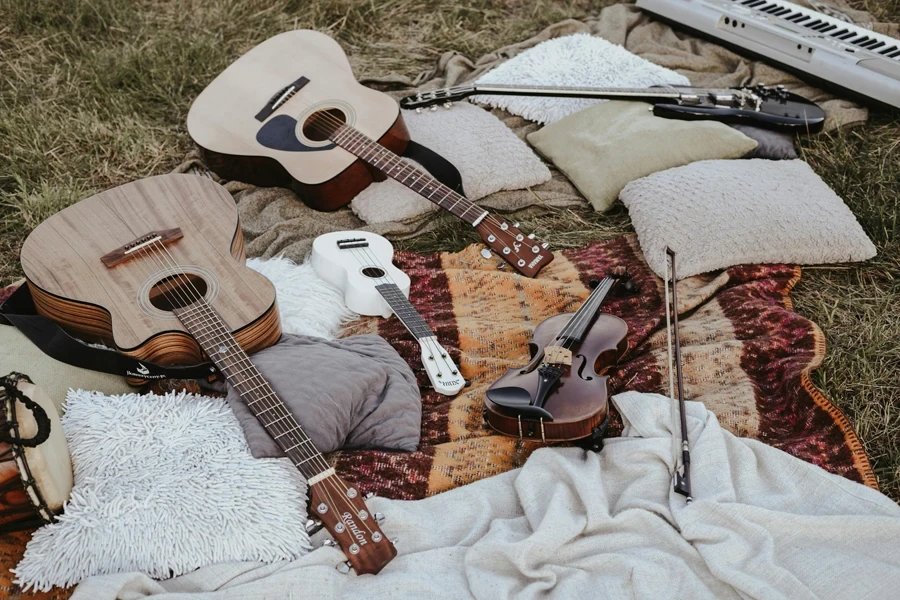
[309,473,397,575]
[475,218,554,278]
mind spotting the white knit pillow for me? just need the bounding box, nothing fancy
[620,159,877,279]
[14,391,311,591]
[351,102,551,224]
[473,33,690,124]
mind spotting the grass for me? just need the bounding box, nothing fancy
[1,0,897,500]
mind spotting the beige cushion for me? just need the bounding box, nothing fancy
[619,159,877,279]
[351,102,551,224]
[527,101,758,212]
[0,325,133,412]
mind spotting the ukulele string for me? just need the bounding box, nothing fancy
[343,244,456,379]
[134,240,378,535]
[298,109,535,255]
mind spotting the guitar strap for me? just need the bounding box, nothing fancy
[401,140,466,196]
[0,142,464,380]
[1,284,216,380]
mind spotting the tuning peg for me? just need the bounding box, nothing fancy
[391,538,400,545]
[364,492,377,500]
[527,233,535,239]
[305,518,323,534]
[430,105,438,112]
[443,102,452,109]
[323,538,337,547]
[415,107,423,114]
[496,262,507,270]
[541,242,550,249]
[336,561,352,574]
[374,512,385,524]
[513,222,520,228]
[481,248,493,259]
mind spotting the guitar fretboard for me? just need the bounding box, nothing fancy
[174,300,329,480]
[329,124,488,226]
[375,283,435,340]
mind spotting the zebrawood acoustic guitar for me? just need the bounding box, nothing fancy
[19,174,396,575]
[187,30,554,278]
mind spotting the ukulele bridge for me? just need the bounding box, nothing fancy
[101,228,183,268]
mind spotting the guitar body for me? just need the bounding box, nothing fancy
[19,174,281,369]
[188,30,409,211]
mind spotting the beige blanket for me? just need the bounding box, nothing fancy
[176,0,887,263]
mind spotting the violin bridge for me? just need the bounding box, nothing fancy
[543,345,572,366]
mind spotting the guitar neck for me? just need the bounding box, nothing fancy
[375,283,435,340]
[173,300,330,481]
[329,124,488,226]
[472,83,687,102]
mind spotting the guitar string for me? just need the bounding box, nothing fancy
[340,242,458,383]
[133,240,380,539]
[288,106,542,261]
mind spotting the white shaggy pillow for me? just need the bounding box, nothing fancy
[13,391,311,591]
[620,159,877,280]
[351,102,551,224]
[473,33,691,124]
[247,256,356,338]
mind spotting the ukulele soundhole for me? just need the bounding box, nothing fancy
[302,108,347,141]
[361,267,385,279]
[148,273,209,311]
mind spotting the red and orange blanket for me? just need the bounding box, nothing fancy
[0,236,874,600]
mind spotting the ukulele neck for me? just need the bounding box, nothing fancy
[329,124,488,226]
[173,299,330,481]
[375,283,436,340]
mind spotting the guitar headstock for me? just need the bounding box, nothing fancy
[309,473,397,575]
[475,217,554,278]
[399,86,476,110]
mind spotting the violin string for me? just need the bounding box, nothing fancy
[135,239,378,536]
[552,278,614,352]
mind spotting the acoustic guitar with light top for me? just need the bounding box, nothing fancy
[187,30,554,278]
[19,174,397,575]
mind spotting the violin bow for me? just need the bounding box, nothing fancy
[664,247,692,503]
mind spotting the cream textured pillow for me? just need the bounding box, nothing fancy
[472,33,691,124]
[350,102,551,224]
[527,101,758,212]
[620,159,877,280]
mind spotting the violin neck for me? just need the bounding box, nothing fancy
[557,278,616,347]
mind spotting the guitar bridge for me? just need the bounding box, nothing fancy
[101,228,183,268]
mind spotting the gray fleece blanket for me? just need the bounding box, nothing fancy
[226,334,422,457]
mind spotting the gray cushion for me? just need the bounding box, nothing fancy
[731,124,798,160]
[227,334,422,458]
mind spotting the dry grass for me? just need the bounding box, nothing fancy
[1,0,897,499]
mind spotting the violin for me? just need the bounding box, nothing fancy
[484,272,633,447]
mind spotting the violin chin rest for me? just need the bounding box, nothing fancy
[486,386,554,422]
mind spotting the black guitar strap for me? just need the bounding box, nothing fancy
[0,139,465,380]
[401,140,467,197]
[1,284,216,380]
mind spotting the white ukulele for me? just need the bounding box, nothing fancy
[311,231,465,397]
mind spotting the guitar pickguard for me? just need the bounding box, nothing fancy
[255,115,336,152]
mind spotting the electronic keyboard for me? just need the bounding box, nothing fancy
[636,0,900,109]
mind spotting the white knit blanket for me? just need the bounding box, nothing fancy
[72,392,900,600]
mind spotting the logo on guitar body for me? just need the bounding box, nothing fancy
[342,512,368,546]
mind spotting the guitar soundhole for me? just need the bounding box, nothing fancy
[302,108,347,141]
[148,273,209,311]
[361,267,385,279]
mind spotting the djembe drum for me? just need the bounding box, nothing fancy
[0,373,72,532]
